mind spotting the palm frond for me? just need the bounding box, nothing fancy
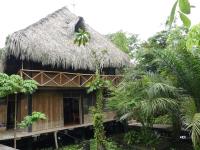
[147,82,179,98]
[140,98,178,117]
[181,98,197,126]
[186,113,200,148]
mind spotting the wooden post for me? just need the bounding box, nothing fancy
[6,96,8,130]
[14,94,17,149]
[79,95,83,124]
[54,131,58,149]
[21,60,24,69]
[59,73,62,85]
[28,94,32,132]
[78,74,81,87]
[41,71,43,85]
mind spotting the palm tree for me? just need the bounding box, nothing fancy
[152,26,200,149]
[109,25,200,148]
[154,46,200,148]
[109,71,181,131]
[74,28,90,46]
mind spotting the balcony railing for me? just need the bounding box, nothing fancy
[18,69,123,87]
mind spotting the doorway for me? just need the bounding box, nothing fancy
[7,98,15,129]
[63,97,80,125]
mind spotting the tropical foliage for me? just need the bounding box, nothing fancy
[0,73,38,97]
[167,0,191,28]
[109,23,200,149]
[107,31,140,57]
[87,65,109,150]
[123,130,159,147]
[87,73,108,150]
[61,139,120,150]
[18,112,47,128]
[0,73,46,148]
[74,28,91,46]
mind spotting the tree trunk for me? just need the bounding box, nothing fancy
[171,110,181,142]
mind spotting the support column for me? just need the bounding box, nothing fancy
[14,94,17,149]
[79,95,83,124]
[54,131,58,149]
[28,94,32,132]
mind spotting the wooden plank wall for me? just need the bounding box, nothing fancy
[17,96,28,123]
[32,91,63,131]
[0,100,7,128]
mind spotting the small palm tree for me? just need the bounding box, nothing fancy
[74,28,90,46]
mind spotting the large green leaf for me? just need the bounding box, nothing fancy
[179,0,191,14]
[179,12,191,28]
[168,0,178,26]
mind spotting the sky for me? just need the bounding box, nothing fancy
[0,0,200,48]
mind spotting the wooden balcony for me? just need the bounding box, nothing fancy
[18,69,123,88]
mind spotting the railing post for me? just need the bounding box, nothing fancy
[41,71,43,85]
[19,69,23,78]
[78,74,81,87]
[60,72,62,86]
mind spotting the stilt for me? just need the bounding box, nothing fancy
[28,94,32,132]
[54,131,58,149]
[27,138,33,150]
[14,94,17,149]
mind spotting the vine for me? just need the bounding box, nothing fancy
[87,50,111,150]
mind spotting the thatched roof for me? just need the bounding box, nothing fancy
[3,7,129,71]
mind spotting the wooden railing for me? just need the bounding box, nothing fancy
[18,69,123,87]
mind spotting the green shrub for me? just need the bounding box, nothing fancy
[124,129,160,147]
[62,144,81,150]
[62,139,122,150]
[154,115,172,125]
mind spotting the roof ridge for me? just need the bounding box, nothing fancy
[20,6,71,32]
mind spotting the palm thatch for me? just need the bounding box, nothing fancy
[2,7,129,71]
[0,48,3,72]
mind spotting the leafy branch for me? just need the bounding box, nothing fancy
[167,0,192,28]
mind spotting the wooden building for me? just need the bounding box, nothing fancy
[0,7,129,133]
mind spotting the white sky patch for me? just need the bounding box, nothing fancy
[0,0,199,48]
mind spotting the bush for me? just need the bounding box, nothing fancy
[62,139,121,150]
[154,115,172,125]
[123,129,160,147]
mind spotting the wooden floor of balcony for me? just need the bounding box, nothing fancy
[0,144,17,150]
[0,118,115,141]
[18,69,123,87]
